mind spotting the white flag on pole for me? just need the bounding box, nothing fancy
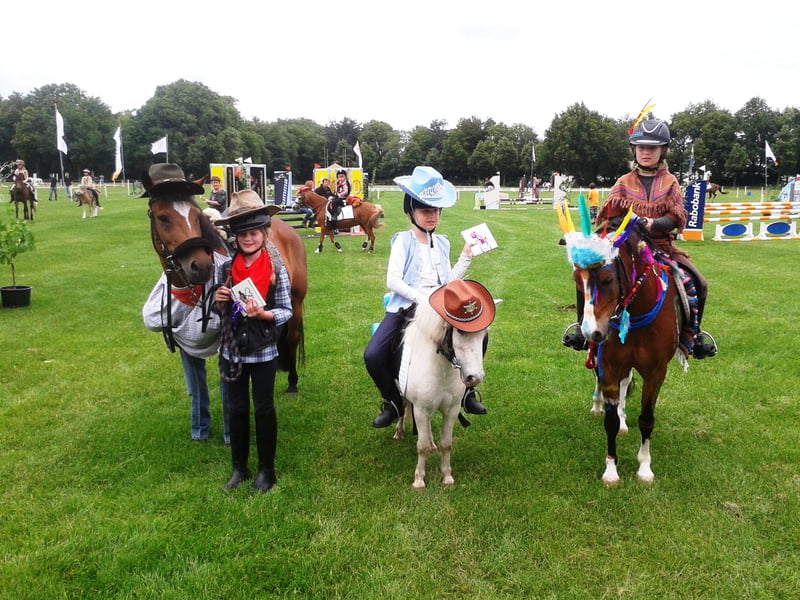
[353,140,362,168]
[55,107,68,154]
[112,126,123,181]
[765,140,778,164]
[151,136,168,155]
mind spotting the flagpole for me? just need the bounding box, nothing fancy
[55,104,65,185]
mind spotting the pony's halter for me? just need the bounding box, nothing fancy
[436,327,461,369]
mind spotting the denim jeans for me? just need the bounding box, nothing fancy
[179,348,230,442]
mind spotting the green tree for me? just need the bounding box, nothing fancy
[12,83,115,178]
[724,143,749,185]
[541,103,627,185]
[359,120,401,182]
[126,80,242,177]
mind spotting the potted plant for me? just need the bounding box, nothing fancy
[0,215,35,308]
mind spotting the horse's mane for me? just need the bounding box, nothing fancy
[403,301,450,351]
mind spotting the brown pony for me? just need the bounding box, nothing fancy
[296,187,384,254]
[706,183,727,199]
[561,214,691,487]
[149,197,307,394]
[74,187,100,219]
[11,173,37,221]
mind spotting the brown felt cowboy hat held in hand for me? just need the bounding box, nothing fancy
[139,163,206,198]
[429,279,496,332]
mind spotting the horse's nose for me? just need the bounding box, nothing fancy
[589,330,607,343]
[463,372,484,388]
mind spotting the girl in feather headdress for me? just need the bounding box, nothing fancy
[562,118,717,360]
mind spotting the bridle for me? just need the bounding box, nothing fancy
[148,203,216,352]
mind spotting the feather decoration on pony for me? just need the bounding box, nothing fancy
[578,194,592,237]
[609,205,638,248]
[556,201,620,268]
[628,98,656,135]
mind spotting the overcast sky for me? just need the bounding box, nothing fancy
[6,0,797,136]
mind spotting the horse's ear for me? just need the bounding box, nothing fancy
[265,205,282,217]
[194,175,207,187]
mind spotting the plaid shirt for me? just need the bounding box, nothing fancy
[217,260,293,364]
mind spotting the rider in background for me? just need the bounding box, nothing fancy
[328,169,351,230]
[364,166,488,428]
[562,118,717,359]
[80,168,102,208]
[9,159,34,202]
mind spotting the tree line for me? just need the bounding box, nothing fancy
[1,80,796,187]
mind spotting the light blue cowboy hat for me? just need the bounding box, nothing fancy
[394,166,457,208]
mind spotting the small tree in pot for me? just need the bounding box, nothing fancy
[0,215,35,307]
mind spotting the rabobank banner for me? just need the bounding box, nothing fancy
[682,179,707,241]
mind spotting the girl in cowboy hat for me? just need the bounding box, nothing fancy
[214,191,293,492]
[364,166,488,429]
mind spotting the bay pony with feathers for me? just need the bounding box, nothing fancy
[557,198,691,486]
[393,279,496,489]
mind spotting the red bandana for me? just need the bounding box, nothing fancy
[231,249,273,302]
[171,285,204,306]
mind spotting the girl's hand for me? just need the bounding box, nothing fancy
[215,286,231,302]
[461,243,474,258]
[245,298,270,321]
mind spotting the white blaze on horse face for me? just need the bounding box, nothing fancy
[173,200,195,229]
[578,270,598,338]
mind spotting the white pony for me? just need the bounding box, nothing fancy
[393,280,496,489]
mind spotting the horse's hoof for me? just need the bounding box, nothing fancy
[337,248,343,253]
[412,480,426,490]
[284,385,299,395]
[314,249,321,254]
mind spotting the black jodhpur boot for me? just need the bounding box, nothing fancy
[462,387,487,415]
[252,409,278,492]
[223,412,250,491]
[371,393,404,428]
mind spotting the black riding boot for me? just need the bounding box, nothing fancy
[371,392,404,428]
[252,408,278,492]
[462,388,487,415]
[693,295,718,359]
[223,412,250,491]
[562,291,588,350]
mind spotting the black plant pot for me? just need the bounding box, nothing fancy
[1,285,32,308]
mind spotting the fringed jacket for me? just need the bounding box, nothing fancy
[599,167,687,255]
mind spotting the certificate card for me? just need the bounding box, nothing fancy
[461,223,498,256]
[231,277,265,310]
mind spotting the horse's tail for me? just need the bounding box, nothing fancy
[370,204,385,229]
[276,314,305,372]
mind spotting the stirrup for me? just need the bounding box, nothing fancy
[693,330,718,359]
[462,388,487,415]
[562,322,588,351]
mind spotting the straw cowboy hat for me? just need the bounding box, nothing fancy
[139,163,205,198]
[429,279,495,332]
[394,166,457,209]
[216,189,281,233]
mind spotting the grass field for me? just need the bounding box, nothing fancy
[1,185,798,599]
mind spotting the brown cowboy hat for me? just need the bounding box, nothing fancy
[428,279,495,332]
[139,163,206,198]
[216,190,281,233]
